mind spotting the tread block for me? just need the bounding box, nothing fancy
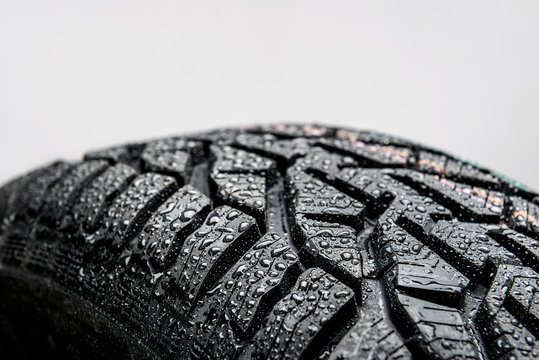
[391,195,453,233]
[85,145,130,163]
[295,215,363,290]
[71,164,137,230]
[17,162,73,215]
[331,281,412,360]
[335,167,403,203]
[210,145,277,220]
[234,133,311,163]
[141,138,204,184]
[476,265,539,359]
[360,183,468,302]
[259,123,331,138]
[508,277,539,333]
[84,142,145,165]
[211,145,277,175]
[486,308,538,359]
[296,146,358,177]
[330,318,411,360]
[334,128,414,148]
[188,127,241,144]
[242,268,355,360]
[393,292,480,359]
[0,162,73,268]
[507,196,539,238]
[332,168,452,220]
[319,137,412,166]
[169,206,260,312]
[429,221,522,280]
[1,162,65,216]
[133,185,211,268]
[211,173,267,219]
[187,233,300,357]
[101,173,178,248]
[42,160,109,224]
[416,151,499,186]
[488,228,539,272]
[394,171,504,222]
[287,168,365,226]
[374,225,469,303]
[478,265,537,319]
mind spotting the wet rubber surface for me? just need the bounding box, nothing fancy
[0,123,538,359]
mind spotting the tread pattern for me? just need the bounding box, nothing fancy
[330,280,412,360]
[392,170,505,223]
[476,265,539,359]
[394,292,479,359]
[41,160,109,225]
[141,138,204,185]
[131,185,211,268]
[242,267,355,360]
[416,150,500,187]
[429,222,522,280]
[187,232,300,358]
[1,123,538,360]
[507,196,539,237]
[0,161,73,265]
[168,205,260,314]
[210,145,277,222]
[17,161,74,215]
[85,142,145,167]
[71,163,137,230]
[100,172,178,249]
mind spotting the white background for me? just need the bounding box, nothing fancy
[1,1,538,190]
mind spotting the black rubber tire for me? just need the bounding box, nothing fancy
[0,123,538,360]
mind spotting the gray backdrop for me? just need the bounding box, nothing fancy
[1,1,538,191]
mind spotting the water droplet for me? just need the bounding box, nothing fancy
[181,209,197,221]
